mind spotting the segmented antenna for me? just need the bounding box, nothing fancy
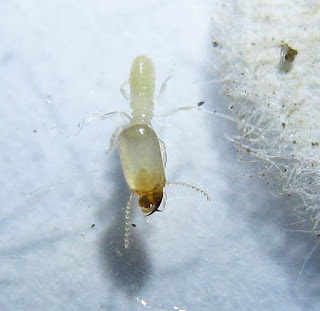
[124,193,134,249]
[166,181,211,201]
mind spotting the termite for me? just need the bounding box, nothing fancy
[95,55,210,248]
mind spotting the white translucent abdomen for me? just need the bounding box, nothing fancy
[118,124,166,194]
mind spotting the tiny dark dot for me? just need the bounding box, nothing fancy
[91,224,95,228]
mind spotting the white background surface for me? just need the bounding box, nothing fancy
[1,1,320,310]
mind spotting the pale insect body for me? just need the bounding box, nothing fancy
[102,56,209,248]
[119,56,166,215]
[119,124,165,213]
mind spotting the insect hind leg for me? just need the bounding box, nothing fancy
[120,80,130,100]
[156,65,175,100]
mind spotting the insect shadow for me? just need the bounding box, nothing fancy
[98,151,152,298]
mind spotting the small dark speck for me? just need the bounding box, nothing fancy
[33,130,37,133]
[311,142,319,147]
[131,224,136,228]
[91,224,95,228]
[293,140,297,144]
[212,41,220,48]
[281,122,286,129]
[197,101,205,107]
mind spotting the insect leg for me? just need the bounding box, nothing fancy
[156,65,175,100]
[104,125,123,154]
[76,111,131,138]
[158,106,201,118]
[157,136,167,167]
[120,80,130,100]
[100,111,132,123]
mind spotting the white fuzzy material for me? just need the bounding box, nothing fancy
[211,0,320,231]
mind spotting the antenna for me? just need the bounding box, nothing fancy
[124,193,134,249]
[166,181,211,201]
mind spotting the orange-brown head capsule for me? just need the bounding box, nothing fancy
[138,191,164,215]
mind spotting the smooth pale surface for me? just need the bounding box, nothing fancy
[1,1,320,311]
[118,124,165,194]
[129,56,155,124]
[130,56,155,102]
